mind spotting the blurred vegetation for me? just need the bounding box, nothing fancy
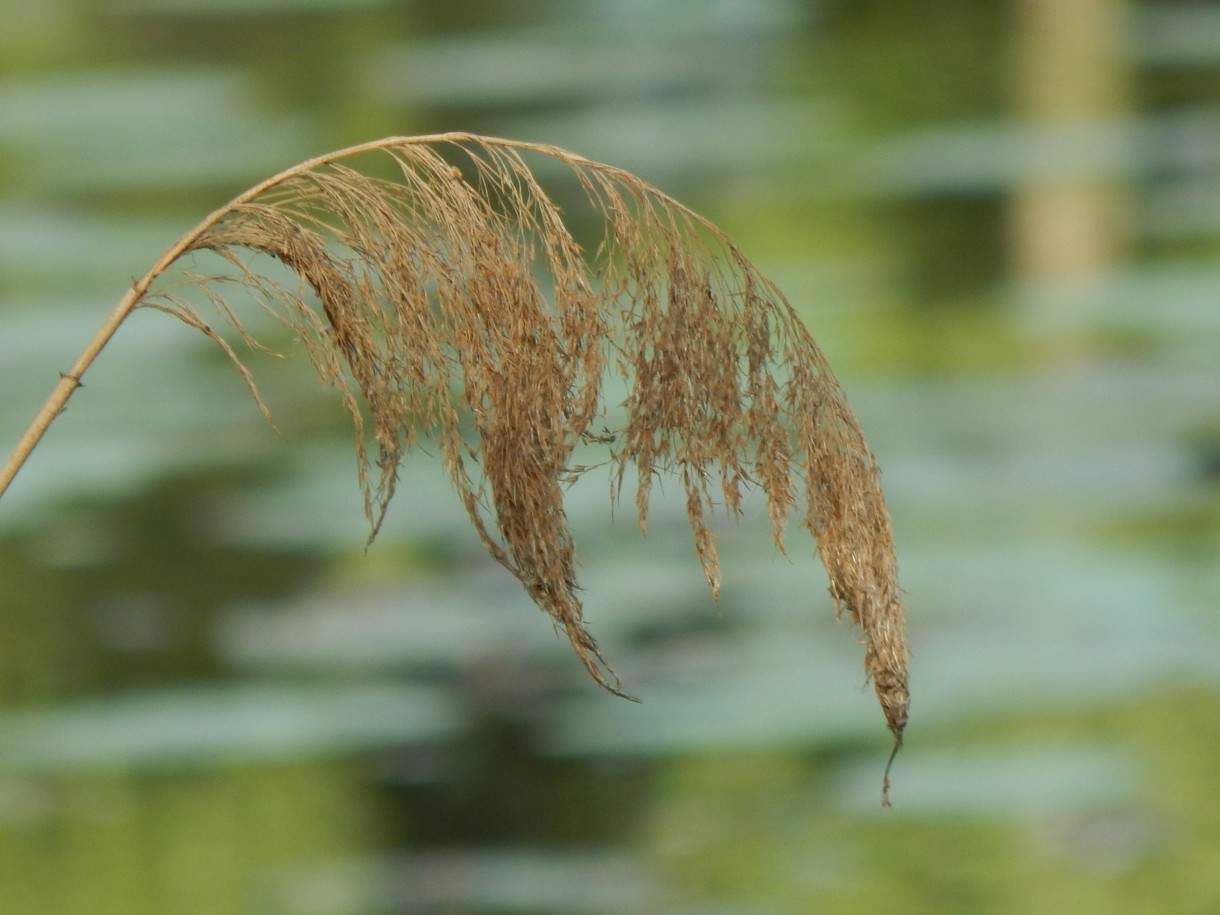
[2,0,1219,912]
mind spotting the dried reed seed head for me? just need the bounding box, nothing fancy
[156,134,906,762]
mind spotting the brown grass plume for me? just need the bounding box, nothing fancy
[0,133,908,802]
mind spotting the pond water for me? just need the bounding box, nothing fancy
[2,1,1219,913]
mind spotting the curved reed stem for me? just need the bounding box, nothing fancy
[0,291,133,499]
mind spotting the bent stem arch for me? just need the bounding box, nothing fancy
[0,133,909,802]
[0,134,419,502]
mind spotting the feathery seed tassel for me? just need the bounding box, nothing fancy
[60,132,911,797]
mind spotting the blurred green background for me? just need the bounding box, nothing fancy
[2,0,1219,912]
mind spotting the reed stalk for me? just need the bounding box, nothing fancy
[0,133,908,802]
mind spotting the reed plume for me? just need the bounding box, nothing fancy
[0,133,908,802]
